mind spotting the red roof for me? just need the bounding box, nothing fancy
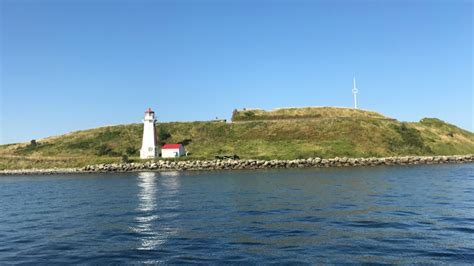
[145,108,154,113]
[162,144,182,149]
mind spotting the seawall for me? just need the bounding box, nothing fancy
[1,155,473,175]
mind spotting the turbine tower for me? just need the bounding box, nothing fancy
[352,77,358,109]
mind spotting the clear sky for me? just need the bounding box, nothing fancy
[0,0,472,144]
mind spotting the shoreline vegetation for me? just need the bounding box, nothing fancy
[1,155,472,175]
[1,107,473,171]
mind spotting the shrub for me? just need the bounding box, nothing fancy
[96,130,121,142]
[125,147,138,156]
[157,128,171,144]
[96,144,119,156]
[244,111,255,118]
[67,140,93,149]
[390,123,433,154]
[394,123,424,148]
[121,154,130,163]
[15,140,39,154]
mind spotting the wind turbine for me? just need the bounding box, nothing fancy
[352,77,358,109]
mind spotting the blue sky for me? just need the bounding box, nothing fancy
[1,0,472,144]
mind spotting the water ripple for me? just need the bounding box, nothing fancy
[0,164,473,263]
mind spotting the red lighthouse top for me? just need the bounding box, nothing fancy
[145,108,154,114]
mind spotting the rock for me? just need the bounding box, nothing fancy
[1,154,473,175]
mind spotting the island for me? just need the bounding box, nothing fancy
[0,106,473,173]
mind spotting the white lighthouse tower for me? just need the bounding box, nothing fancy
[140,108,158,159]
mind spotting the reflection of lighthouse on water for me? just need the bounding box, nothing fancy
[133,171,181,250]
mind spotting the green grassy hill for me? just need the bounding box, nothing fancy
[231,106,388,121]
[1,107,473,170]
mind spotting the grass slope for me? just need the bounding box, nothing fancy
[1,108,473,170]
[231,106,388,121]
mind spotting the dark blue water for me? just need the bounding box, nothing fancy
[1,164,473,264]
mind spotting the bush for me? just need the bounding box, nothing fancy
[67,140,93,149]
[157,128,171,145]
[244,111,255,118]
[96,130,121,142]
[121,154,130,163]
[96,144,119,156]
[125,147,138,156]
[394,123,425,148]
[389,123,433,154]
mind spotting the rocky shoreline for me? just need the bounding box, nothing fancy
[1,155,473,175]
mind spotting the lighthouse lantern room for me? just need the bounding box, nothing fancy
[140,108,158,159]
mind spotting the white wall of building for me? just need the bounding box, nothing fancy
[161,146,185,158]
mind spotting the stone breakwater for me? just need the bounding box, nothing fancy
[1,155,473,175]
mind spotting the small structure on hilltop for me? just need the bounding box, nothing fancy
[352,77,359,109]
[161,144,186,158]
[140,108,158,159]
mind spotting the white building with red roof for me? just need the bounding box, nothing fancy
[161,144,186,158]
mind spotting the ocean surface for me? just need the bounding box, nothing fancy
[1,164,473,264]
